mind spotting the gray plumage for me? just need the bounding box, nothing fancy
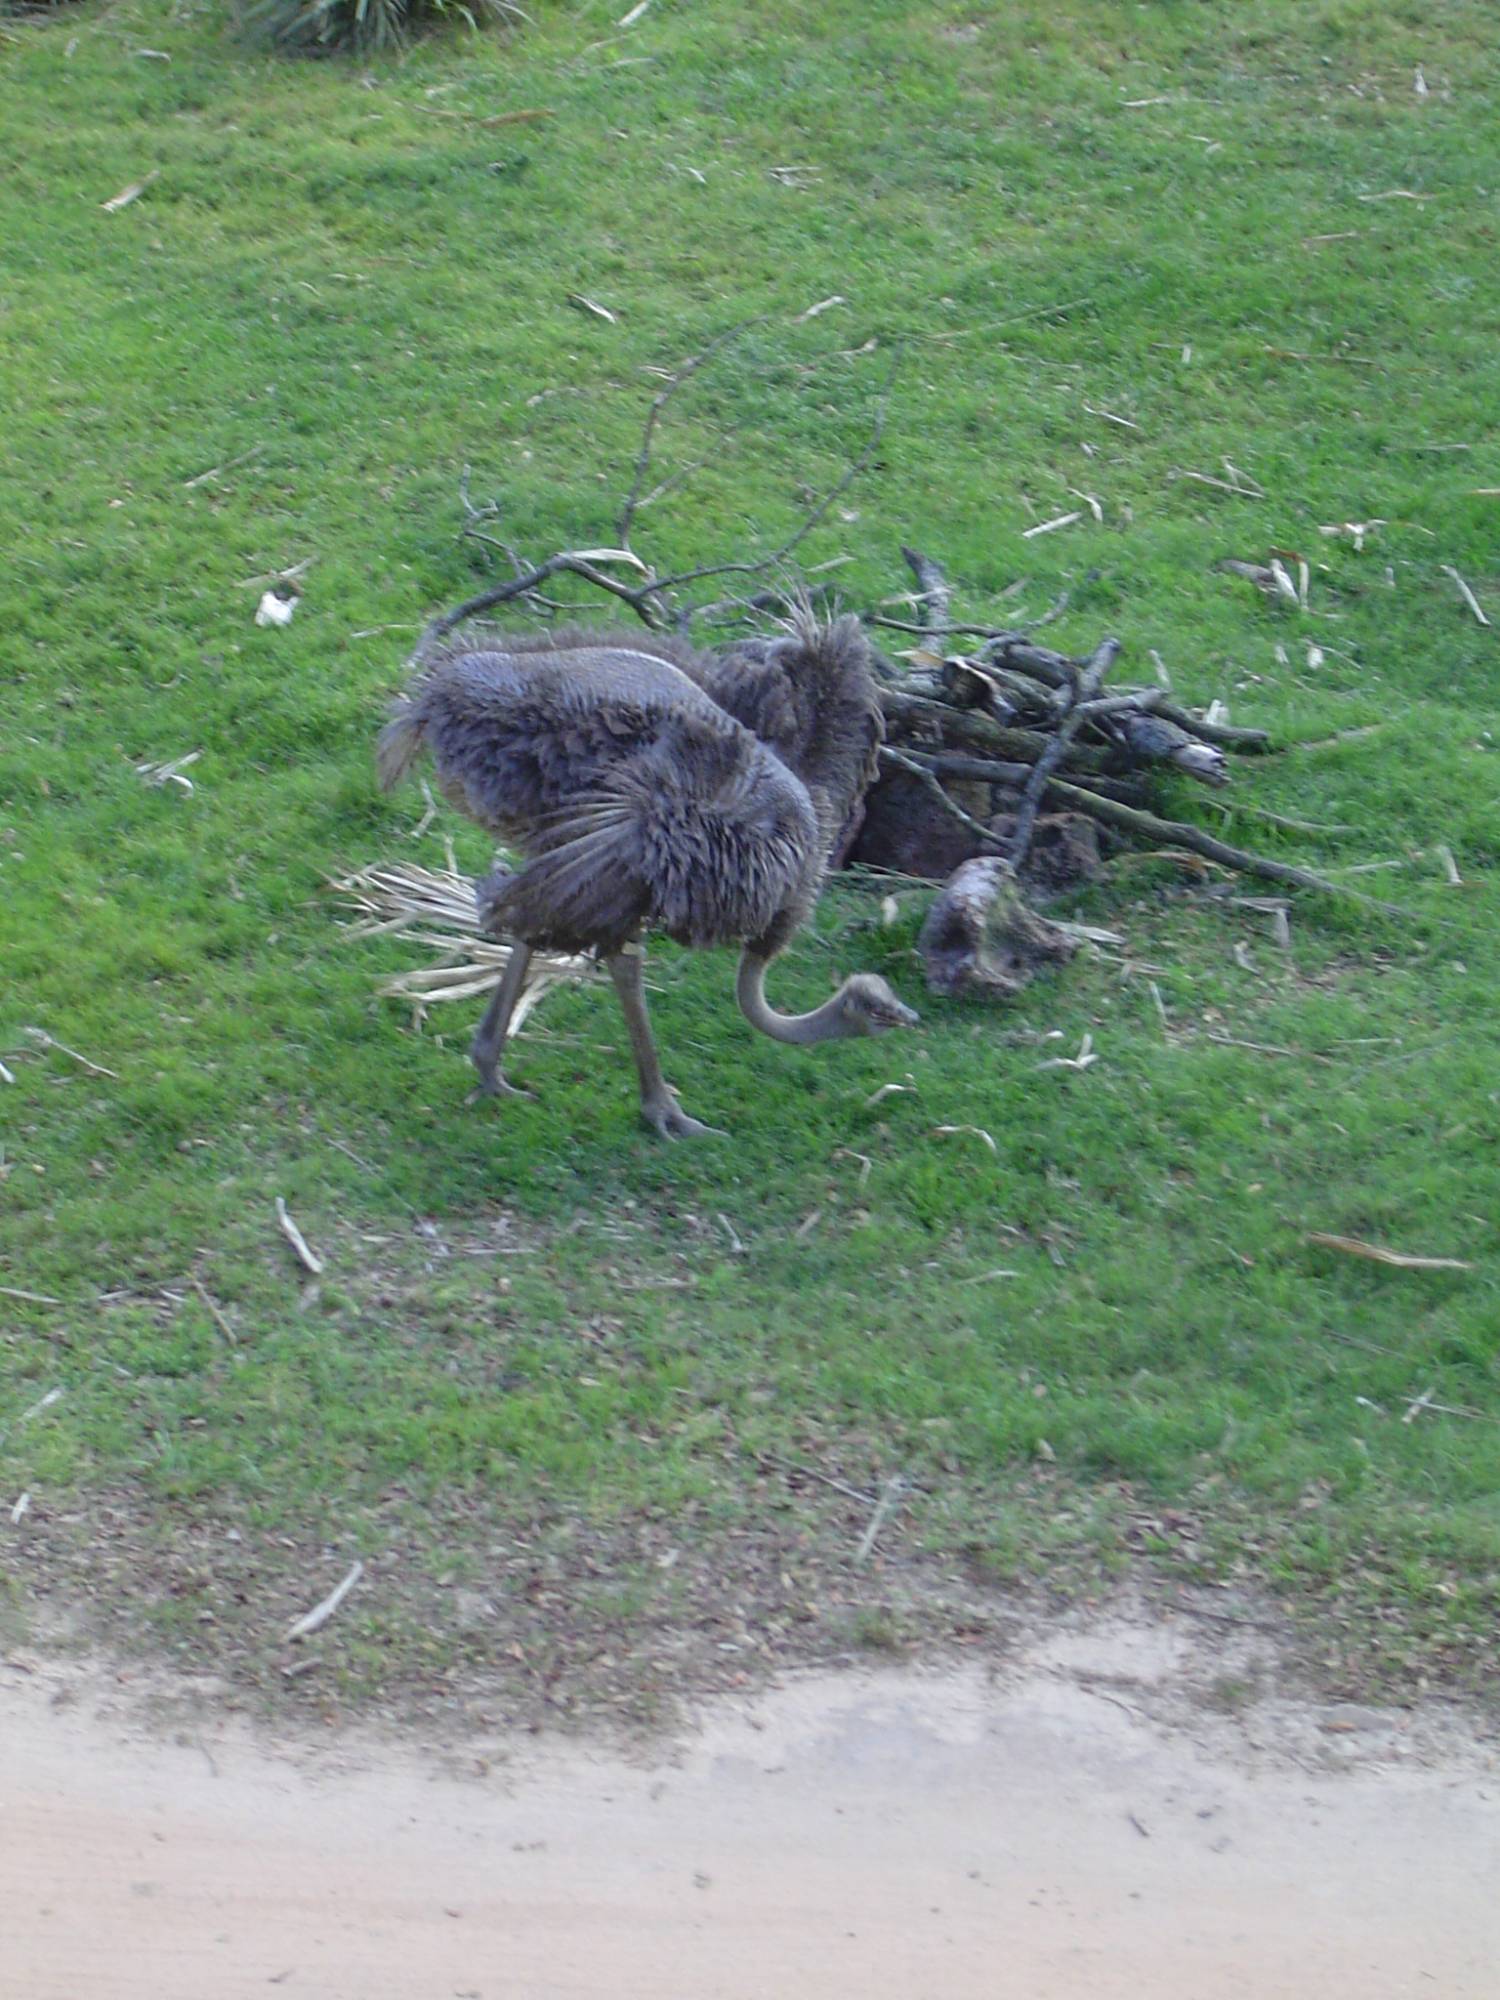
[377,613,917,1138]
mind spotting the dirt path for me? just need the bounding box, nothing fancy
[5,1610,1497,1999]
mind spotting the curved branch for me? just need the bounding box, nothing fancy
[616,319,763,547]
[642,349,901,598]
[409,552,668,664]
[878,746,999,846]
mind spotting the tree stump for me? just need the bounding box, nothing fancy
[917,857,1078,1000]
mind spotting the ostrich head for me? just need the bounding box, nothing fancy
[830,972,921,1036]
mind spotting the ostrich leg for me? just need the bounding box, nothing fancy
[468,943,537,1102]
[606,945,725,1140]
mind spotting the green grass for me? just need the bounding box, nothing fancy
[2,0,1498,1713]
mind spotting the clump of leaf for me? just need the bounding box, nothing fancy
[241,0,525,56]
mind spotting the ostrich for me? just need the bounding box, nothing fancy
[377,611,919,1138]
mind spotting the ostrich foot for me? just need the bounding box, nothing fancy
[640,1091,726,1141]
[466,1069,537,1107]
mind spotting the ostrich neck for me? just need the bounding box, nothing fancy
[736,950,848,1046]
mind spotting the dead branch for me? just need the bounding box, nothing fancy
[900,546,952,637]
[1044,778,1414,916]
[423,350,898,663]
[617,320,761,548]
[878,745,996,844]
[1007,637,1120,868]
[879,689,1109,771]
[904,750,1146,805]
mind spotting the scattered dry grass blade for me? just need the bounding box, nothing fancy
[330,861,595,1027]
[1304,1233,1473,1272]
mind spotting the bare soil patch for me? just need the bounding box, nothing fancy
[5,1597,1497,1999]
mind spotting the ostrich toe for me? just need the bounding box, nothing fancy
[466,1071,537,1106]
[640,1092,726,1141]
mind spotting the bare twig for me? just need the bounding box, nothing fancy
[182,443,265,490]
[910,295,1093,344]
[854,1474,909,1564]
[1205,1034,1333,1063]
[326,1136,378,1175]
[191,1276,238,1346]
[23,1027,119,1079]
[617,320,759,547]
[641,354,899,599]
[870,616,1032,642]
[286,1560,365,1642]
[1441,566,1490,627]
[1399,1392,1488,1423]
[902,750,1145,805]
[0,1285,65,1306]
[1151,700,1269,751]
[418,352,896,655]
[716,1213,746,1255]
[929,1124,998,1152]
[1172,466,1265,499]
[1305,1233,1472,1272]
[1037,1033,1098,1071]
[756,1452,876,1507]
[274,1198,325,1276]
[1022,510,1083,540]
[879,689,1094,769]
[409,778,440,842]
[1216,802,1354,835]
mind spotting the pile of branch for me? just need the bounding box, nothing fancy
[857,549,1322,891]
[360,330,1409,1011]
[846,554,1327,996]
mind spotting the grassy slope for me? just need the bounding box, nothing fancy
[2,0,1498,1707]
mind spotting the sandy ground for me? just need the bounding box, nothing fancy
[4,1609,1497,1999]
